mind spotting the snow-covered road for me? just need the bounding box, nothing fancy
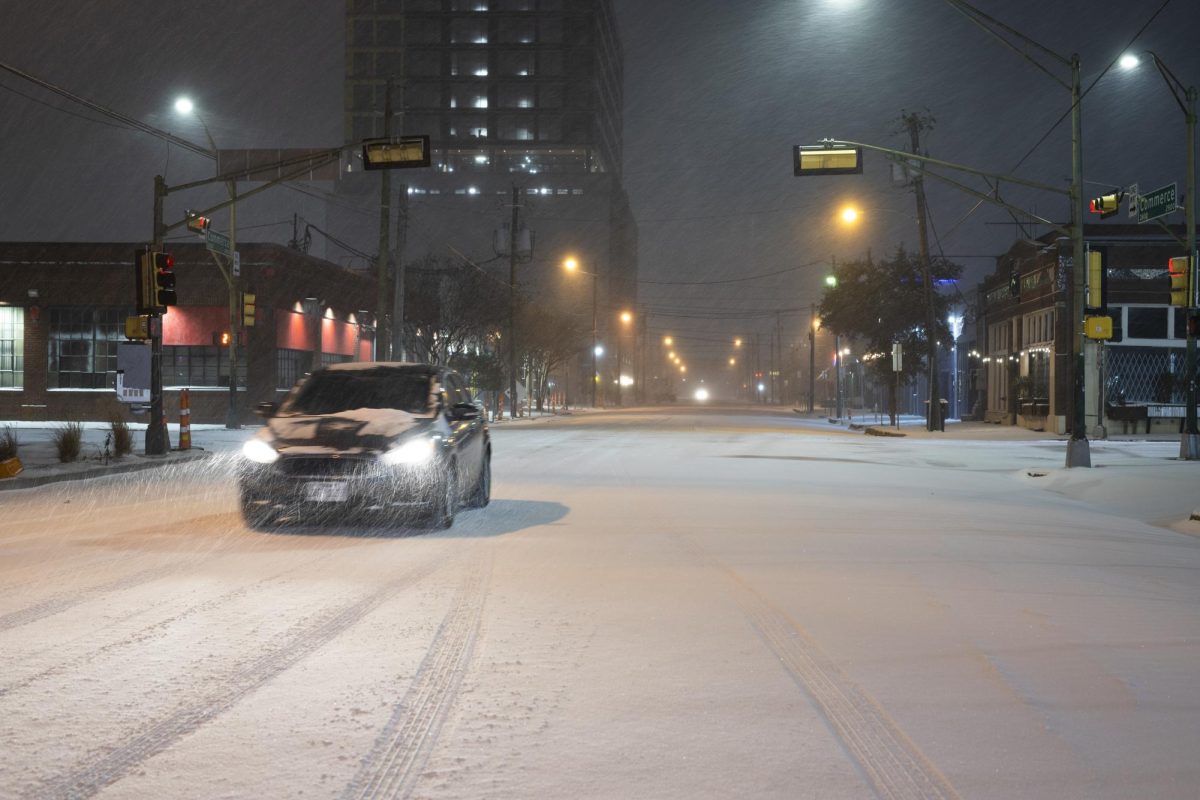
[2,406,1199,799]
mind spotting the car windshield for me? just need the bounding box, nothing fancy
[279,369,433,415]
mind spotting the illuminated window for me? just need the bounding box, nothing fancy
[0,306,23,388]
[47,307,128,389]
[163,345,247,389]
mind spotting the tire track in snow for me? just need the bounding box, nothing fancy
[0,512,259,625]
[0,561,184,634]
[341,548,492,800]
[0,551,329,698]
[677,537,961,800]
[24,551,455,800]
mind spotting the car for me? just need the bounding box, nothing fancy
[237,362,490,529]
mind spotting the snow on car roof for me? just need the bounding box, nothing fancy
[322,361,436,372]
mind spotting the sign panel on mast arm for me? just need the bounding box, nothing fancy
[1126,183,1138,219]
[205,228,232,258]
[1137,182,1178,224]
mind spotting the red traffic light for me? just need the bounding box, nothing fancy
[1089,191,1124,218]
[185,212,211,234]
[153,250,177,307]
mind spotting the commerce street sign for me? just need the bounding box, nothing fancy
[1137,182,1178,224]
[205,228,232,258]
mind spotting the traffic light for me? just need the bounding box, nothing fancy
[362,135,431,170]
[1168,256,1190,307]
[185,210,210,235]
[1089,190,1124,219]
[241,292,255,326]
[153,250,177,307]
[134,247,157,315]
[1086,250,1106,310]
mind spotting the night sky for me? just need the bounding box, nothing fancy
[2,0,1198,375]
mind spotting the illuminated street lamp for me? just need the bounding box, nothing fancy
[564,256,600,407]
[1121,51,1198,458]
[175,96,241,430]
[663,336,673,346]
[840,205,859,224]
[617,310,634,406]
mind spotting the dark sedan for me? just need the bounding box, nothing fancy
[237,363,490,529]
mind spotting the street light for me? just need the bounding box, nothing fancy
[617,310,634,405]
[941,0,1089,466]
[175,96,241,430]
[1121,51,1198,459]
[948,312,964,421]
[564,256,600,408]
[663,336,673,346]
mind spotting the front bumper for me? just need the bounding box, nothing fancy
[238,455,442,516]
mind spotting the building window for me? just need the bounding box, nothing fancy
[162,345,246,389]
[47,307,129,389]
[0,307,24,388]
[499,51,535,76]
[450,19,488,44]
[1127,307,1168,340]
[451,52,489,77]
[277,348,311,390]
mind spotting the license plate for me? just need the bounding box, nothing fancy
[304,482,348,502]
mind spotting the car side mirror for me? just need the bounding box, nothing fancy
[253,401,278,418]
[449,401,480,420]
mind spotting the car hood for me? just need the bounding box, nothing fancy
[264,408,433,455]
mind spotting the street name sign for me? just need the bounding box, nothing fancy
[205,229,232,258]
[1137,182,1178,224]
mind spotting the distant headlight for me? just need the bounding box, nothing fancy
[381,437,437,466]
[694,388,710,402]
[241,438,280,464]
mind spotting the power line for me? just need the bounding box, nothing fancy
[0,59,212,159]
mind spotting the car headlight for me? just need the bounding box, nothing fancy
[381,436,437,466]
[241,438,280,464]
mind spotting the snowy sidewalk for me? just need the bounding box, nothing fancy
[0,421,242,492]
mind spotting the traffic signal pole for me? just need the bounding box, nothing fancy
[146,176,168,456]
[1182,83,1198,458]
[905,113,942,433]
[1066,54,1092,467]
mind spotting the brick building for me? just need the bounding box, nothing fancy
[0,242,377,425]
[978,225,1196,434]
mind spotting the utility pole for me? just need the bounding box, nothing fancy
[905,111,941,433]
[146,177,167,455]
[225,183,239,430]
[509,184,520,419]
[591,271,598,408]
[638,308,648,404]
[1185,83,1198,458]
[1067,55,1091,466]
[754,333,762,403]
[375,78,395,361]
[774,311,783,405]
[393,182,408,361]
[808,304,816,413]
[835,334,843,419]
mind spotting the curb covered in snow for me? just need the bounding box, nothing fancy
[0,450,213,492]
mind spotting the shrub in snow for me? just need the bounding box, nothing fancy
[53,421,83,463]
